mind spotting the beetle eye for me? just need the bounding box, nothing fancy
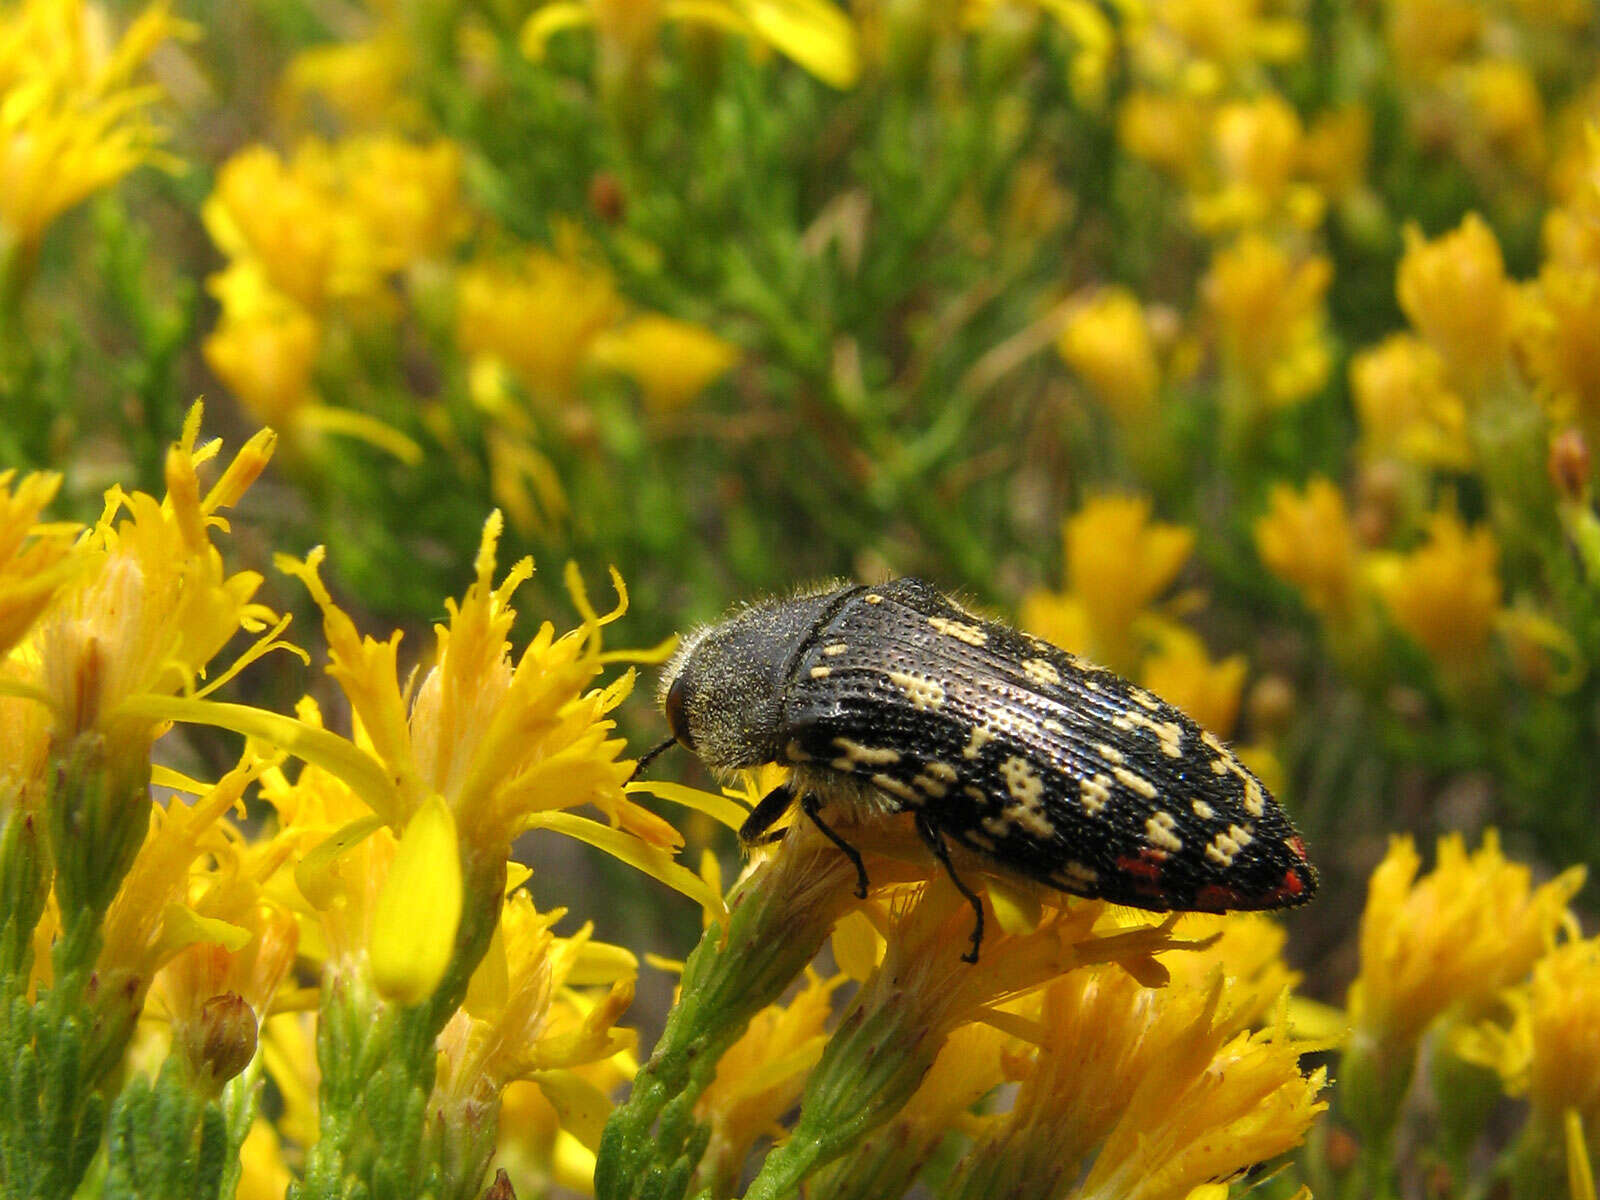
[665,674,693,750]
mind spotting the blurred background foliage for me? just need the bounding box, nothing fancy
[4,0,1600,1105]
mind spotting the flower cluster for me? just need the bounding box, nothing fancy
[8,0,1600,1196]
[0,408,705,1197]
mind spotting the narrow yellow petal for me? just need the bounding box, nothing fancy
[626,780,749,831]
[158,905,254,955]
[737,0,860,88]
[1570,1110,1597,1200]
[372,795,463,1005]
[523,811,726,917]
[519,3,596,60]
[296,404,424,464]
[531,1069,615,1151]
[116,695,402,825]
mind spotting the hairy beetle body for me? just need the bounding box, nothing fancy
[660,578,1316,935]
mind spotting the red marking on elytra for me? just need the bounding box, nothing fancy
[1116,849,1168,893]
[1259,868,1307,905]
[1194,883,1248,911]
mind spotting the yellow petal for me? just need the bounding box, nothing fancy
[158,905,254,955]
[371,795,463,1005]
[567,940,641,986]
[738,0,860,88]
[522,811,726,917]
[1570,1109,1597,1200]
[519,3,596,60]
[531,1069,614,1151]
[116,695,402,825]
[627,779,749,832]
[293,815,386,911]
[987,877,1044,935]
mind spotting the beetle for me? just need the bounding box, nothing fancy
[639,578,1316,961]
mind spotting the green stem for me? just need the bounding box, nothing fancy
[596,848,857,1200]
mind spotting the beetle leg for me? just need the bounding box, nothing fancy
[801,793,870,899]
[739,782,798,846]
[915,813,984,963]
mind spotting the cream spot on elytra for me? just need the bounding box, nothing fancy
[888,671,946,711]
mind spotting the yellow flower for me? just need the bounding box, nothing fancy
[0,469,80,658]
[29,405,279,754]
[1073,495,1193,668]
[457,248,625,400]
[244,518,715,1002]
[280,31,422,133]
[1118,90,1209,181]
[203,143,386,312]
[337,135,466,268]
[1518,265,1600,447]
[1139,0,1306,82]
[1057,288,1161,424]
[1204,234,1332,408]
[434,891,637,1148]
[1298,106,1371,200]
[695,968,846,1195]
[1386,0,1480,80]
[1462,59,1546,173]
[1370,508,1501,669]
[521,0,861,90]
[591,315,740,412]
[1069,1009,1325,1200]
[1191,95,1324,234]
[1348,832,1584,1054]
[235,1119,292,1200]
[203,263,321,426]
[1160,912,1302,1034]
[1137,623,1247,741]
[947,951,1321,1200]
[1022,495,1194,674]
[98,756,271,993]
[0,0,192,251]
[1254,477,1362,622]
[495,1072,624,1196]
[1396,214,1513,390]
[1456,937,1600,1129]
[1351,334,1474,470]
[744,882,1201,1197]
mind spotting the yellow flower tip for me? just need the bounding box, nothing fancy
[1460,935,1600,1126]
[592,315,740,412]
[742,0,862,89]
[0,0,191,246]
[1057,288,1161,422]
[564,560,629,633]
[372,794,463,1006]
[1518,266,1600,433]
[1204,235,1333,407]
[1062,494,1194,667]
[1138,622,1247,740]
[1397,213,1513,387]
[1254,477,1361,622]
[274,545,333,608]
[1350,831,1586,1053]
[206,428,278,513]
[456,247,623,398]
[1351,334,1472,470]
[1376,508,1502,668]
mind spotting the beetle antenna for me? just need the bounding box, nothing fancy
[627,738,678,784]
